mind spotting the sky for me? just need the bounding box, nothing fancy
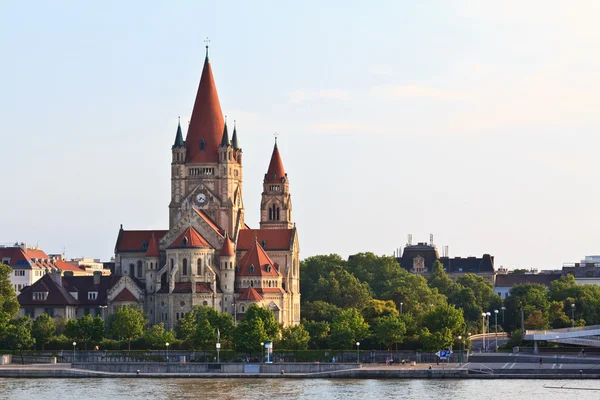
[1,1,600,270]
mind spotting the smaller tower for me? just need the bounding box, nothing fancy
[231,121,242,164]
[219,234,236,314]
[260,139,293,229]
[170,118,187,228]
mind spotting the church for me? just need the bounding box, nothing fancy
[113,48,300,329]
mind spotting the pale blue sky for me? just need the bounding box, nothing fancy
[1,1,599,270]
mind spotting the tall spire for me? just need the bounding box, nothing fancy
[184,44,224,163]
[231,120,240,150]
[265,138,287,183]
[220,118,230,147]
[172,117,185,148]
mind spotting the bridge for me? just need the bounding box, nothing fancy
[524,325,600,352]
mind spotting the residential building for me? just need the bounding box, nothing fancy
[494,273,562,299]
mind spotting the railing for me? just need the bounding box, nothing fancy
[526,325,600,335]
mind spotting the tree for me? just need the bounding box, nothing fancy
[548,301,571,329]
[245,304,279,339]
[143,323,175,349]
[428,261,457,298]
[346,253,406,298]
[109,306,147,350]
[362,299,399,324]
[421,327,453,352]
[329,308,370,350]
[504,284,550,332]
[65,314,105,350]
[525,310,548,330]
[455,274,500,314]
[31,313,56,351]
[232,318,267,354]
[301,254,346,302]
[302,320,330,350]
[0,264,19,318]
[422,303,465,339]
[279,324,310,350]
[191,318,217,352]
[7,317,35,364]
[176,306,234,346]
[373,315,406,350]
[301,301,341,323]
[313,267,373,310]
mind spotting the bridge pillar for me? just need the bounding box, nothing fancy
[533,340,539,354]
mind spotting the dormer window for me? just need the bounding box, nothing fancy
[33,292,48,301]
[141,241,148,251]
[200,139,206,151]
[249,265,255,273]
[261,240,267,249]
[182,237,188,247]
[266,265,272,273]
[88,292,98,300]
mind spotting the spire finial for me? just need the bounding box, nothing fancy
[274,132,278,147]
[204,37,210,60]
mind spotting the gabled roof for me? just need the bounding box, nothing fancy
[237,240,280,277]
[168,226,211,249]
[220,234,235,256]
[116,229,168,253]
[237,229,293,251]
[264,140,287,183]
[185,51,225,164]
[194,208,225,235]
[238,286,263,301]
[18,274,77,306]
[54,259,86,273]
[113,287,137,302]
[145,233,160,257]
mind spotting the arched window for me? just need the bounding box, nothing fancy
[182,258,188,275]
[137,260,143,277]
[276,207,280,220]
[250,281,254,287]
[170,258,174,269]
[269,208,272,220]
[241,306,245,312]
[129,264,134,276]
[197,259,202,275]
[200,139,206,151]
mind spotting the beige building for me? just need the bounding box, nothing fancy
[114,48,300,329]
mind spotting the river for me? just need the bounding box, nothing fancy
[1,378,599,399]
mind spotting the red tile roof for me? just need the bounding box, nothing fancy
[0,247,31,267]
[256,287,285,294]
[145,233,160,257]
[237,240,280,277]
[185,54,224,164]
[239,287,264,301]
[220,235,235,256]
[114,287,137,302]
[54,259,86,273]
[194,209,225,235]
[25,249,49,259]
[237,229,293,251]
[264,142,286,183]
[168,226,212,249]
[116,230,168,252]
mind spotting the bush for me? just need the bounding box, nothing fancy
[45,335,72,350]
[99,339,120,350]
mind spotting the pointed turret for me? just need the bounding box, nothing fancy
[185,46,225,163]
[146,232,160,258]
[172,117,185,149]
[220,233,235,256]
[220,120,230,147]
[264,138,287,183]
[231,121,240,150]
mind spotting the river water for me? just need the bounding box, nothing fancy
[1,378,599,399]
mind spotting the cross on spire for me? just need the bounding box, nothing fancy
[204,37,211,59]
[274,132,278,146]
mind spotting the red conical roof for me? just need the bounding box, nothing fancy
[238,286,264,301]
[264,141,286,183]
[220,234,235,256]
[145,232,160,258]
[237,239,280,277]
[185,54,224,164]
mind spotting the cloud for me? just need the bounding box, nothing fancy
[287,89,350,102]
[369,84,464,100]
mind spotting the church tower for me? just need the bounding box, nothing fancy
[260,139,293,229]
[169,118,187,228]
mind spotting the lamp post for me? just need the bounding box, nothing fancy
[72,342,76,363]
[501,306,506,327]
[356,342,360,364]
[216,342,221,363]
[486,312,491,351]
[400,302,403,314]
[166,342,170,363]
[494,309,499,351]
[481,313,487,352]
[571,304,575,328]
[457,336,463,366]
[261,342,264,363]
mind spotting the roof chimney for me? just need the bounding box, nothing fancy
[93,270,101,285]
[51,270,63,288]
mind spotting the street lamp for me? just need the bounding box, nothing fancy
[261,342,264,363]
[166,342,170,363]
[457,336,463,366]
[571,304,575,328]
[481,313,487,352]
[494,309,499,351]
[501,306,506,326]
[486,312,491,351]
[72,342,76,363]
[356,342,360,364]
[400,302,403,314]
[216,342,221,363]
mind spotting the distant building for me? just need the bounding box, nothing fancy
[66,257,110,275]
[394,241,495,283]
[494,273,562,299]
[562,255,600,285]
[17,270,143,320]
[0,243,92,294]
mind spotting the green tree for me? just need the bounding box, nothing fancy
[245,304,279,339]
[301,254,346,302]
[191,318,218,352]
[373,315,406,350]
[31,313,56,350]
[232,318,267,354]
[455,274,500,314]
[524,310,549,330]
[329,308,370,350]
[65,314,105,350]
[176,306,234,345]
[504,284,550,332]
[346,253,405,297]
[428,261,457,298]
[548,301,571,329]
[301,301,341,323]
[279,324,310,350]
[109,306,147,350]
[422,303,465,339]
[0,264,19,318]
[143,323,175,349]
[7,317,35,364]
[302,320,330,350]
[362,299,399,324]
[421,327,454,352]
[313,267,373,310]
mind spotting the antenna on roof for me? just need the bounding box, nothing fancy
[443,245,449,257]
[407,234,412,246]
[430,234,434,247]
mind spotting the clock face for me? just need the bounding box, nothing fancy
[196,193,207,204]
